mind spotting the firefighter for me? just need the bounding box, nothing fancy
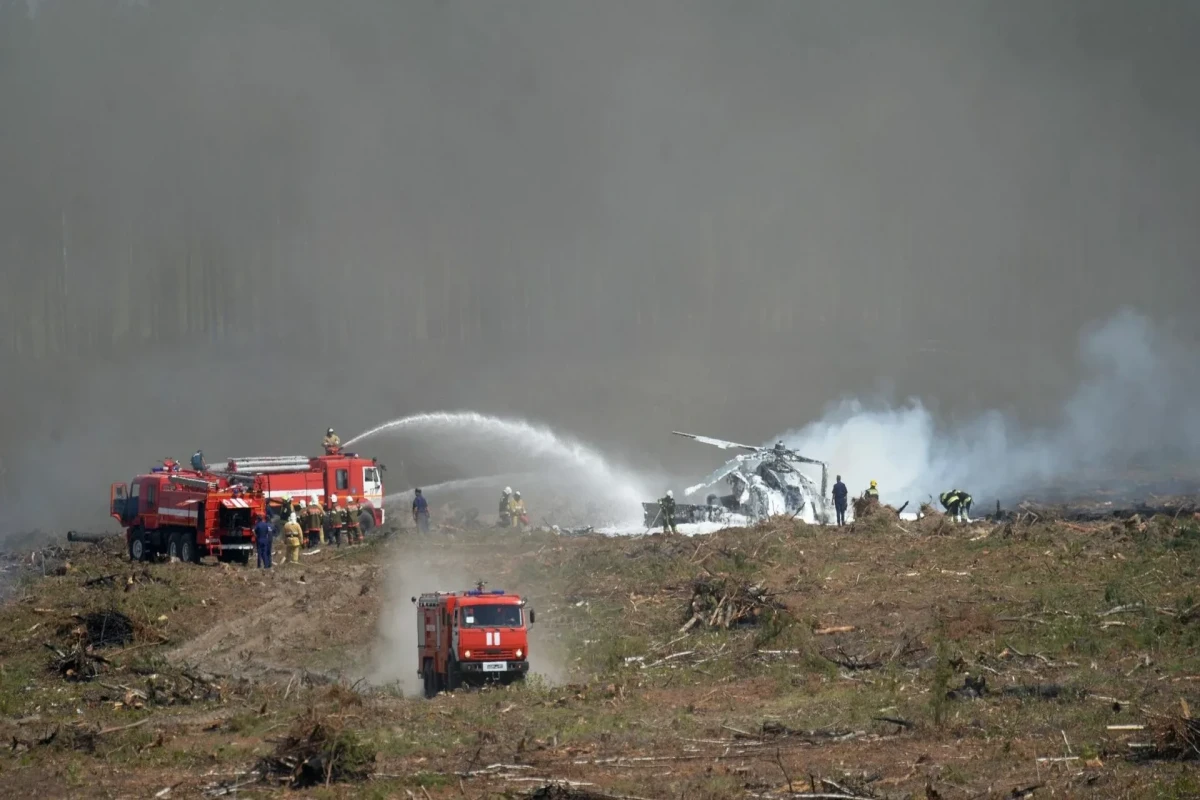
[297,499,310,546]
[253,514,274,569]
[658,490,678,534]
[940,489,973,522]
[323,427,341,454]
[412,488,430,532]
[279,494,294,524]
[864,480,879,501]
[498,487,513,527]
[191,449,206,471]
[832,474,849,527]
[511,490,528,529]
[304,500,324,546]
[282,513,303,564]
[343,496,361,544]
[327,494,343,546]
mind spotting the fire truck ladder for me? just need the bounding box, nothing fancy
[223,455,314,474]
[168,474,218,491]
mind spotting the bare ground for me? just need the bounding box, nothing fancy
[1,512,1198,799]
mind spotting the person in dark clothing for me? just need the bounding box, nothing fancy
[191,449,206,471]
[412,488,430,532]
[940,489,973,522]
[832,475,848,526]
[279,495,294,525]
[658,490,678,534]
[253,515,274,569]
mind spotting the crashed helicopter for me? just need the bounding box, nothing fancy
[643,432,831,527]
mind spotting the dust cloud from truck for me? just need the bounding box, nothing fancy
[2,1,1200,540]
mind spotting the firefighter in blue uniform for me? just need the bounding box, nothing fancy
[412,488,430,532]
[832,475,848,526]
[253,514,274,569]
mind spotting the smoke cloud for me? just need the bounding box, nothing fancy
[780,309,1200,506]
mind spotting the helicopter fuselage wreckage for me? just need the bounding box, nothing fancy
[642,432,831,527]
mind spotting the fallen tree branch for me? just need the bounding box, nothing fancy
[641,650,695,670]
[98,718,150,736]
[814,626,855,635]
[1098,603,1144,617]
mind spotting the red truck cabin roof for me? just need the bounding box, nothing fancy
[458,594,522,607]
[418,589,523,612]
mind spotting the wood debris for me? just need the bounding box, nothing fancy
[679,577,785,632]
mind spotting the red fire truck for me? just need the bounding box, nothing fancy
[110,460,264,564]
[412,583,535,698]
[217,452,385,529]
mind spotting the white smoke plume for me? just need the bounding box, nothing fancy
[778,309,1200,505]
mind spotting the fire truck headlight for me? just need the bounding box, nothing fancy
[463,650,471,659]
[516,648,523,659]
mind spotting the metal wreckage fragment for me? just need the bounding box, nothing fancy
[643,431,830,526]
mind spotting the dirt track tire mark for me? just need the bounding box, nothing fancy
[167,561,379,680]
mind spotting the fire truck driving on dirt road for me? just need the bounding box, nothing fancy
[111,459,263,564]
[413,583,535,698]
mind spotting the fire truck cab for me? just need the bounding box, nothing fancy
[110,460,262,564]
[412,583,535,698]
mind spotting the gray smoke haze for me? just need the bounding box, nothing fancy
[779,309,1200,507]
[3,1,1200,537]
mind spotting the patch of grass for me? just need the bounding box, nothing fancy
[929,631,953,727]
[404,772,453,788]
[1148,769,1200,800]
[225,711,274,735]
[1167,522,1200,552]
[0,660,37,716]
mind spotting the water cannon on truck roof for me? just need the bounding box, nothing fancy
[411,582,535,698]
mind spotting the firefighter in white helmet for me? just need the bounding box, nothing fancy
[511,490,528,530]
[343,496,362,545]
[323,428,341,454]
[499,487,513,527]
[303,499,323,546]
[326,494,343,546]
[658,489,677,534]
[282,510,303,565]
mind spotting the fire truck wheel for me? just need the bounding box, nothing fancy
[445,659,463,692]
[166,532,183,561]
[180,537,199,564]
[422,660,437,698]
[129,530,149,562]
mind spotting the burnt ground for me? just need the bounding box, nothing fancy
[1,508,1199,799]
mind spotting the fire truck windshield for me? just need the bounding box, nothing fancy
[461,604,522,628]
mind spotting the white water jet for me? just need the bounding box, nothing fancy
[348,410,648,525]
[381,473,535,505]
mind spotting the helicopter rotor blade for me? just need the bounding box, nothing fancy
[684,459,744,496]
[672,431,761,453]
